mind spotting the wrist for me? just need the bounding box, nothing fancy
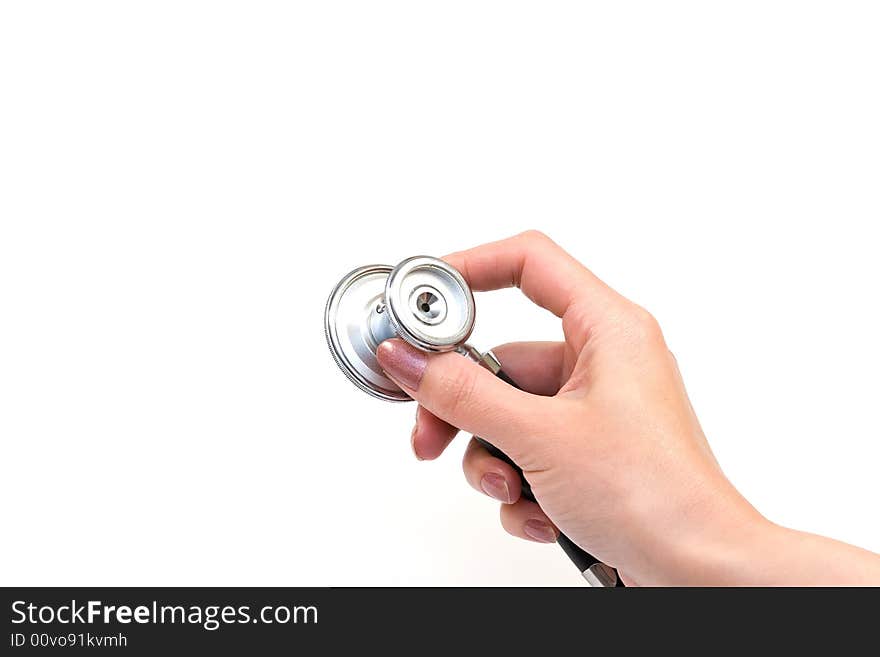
[647,484,880,586]
[679,509,778,586]
[642,481,776,586]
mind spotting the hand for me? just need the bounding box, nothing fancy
[376,231,880,585]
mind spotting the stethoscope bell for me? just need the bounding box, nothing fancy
[324,256,475,402]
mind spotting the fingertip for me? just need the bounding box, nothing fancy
[376,338,426,391]
[499,499,557,543]
[462,438,522,503]
[411,405,458,461]
[410,423,424,461]
[375,338,396,369]
[480,472,512,504]
[523,518,559,543]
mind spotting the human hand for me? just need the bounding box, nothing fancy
[376,231,880,585]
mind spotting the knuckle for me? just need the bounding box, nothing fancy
[629,305,664,343]
[517,229,553,247]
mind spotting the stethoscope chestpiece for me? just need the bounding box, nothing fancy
[324,256,475,402]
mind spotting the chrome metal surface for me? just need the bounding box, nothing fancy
[582,563,619,587]
[324,265,411,402]
[385,256,475,353]
[456,344,483,363]
[478,350,502,375]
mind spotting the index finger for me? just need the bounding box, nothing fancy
[443,230,616,320]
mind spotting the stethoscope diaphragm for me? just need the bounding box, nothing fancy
[324,264,407,401]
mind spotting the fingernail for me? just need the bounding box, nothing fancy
[480,472,511,503]
[523,519,557,543]
[376,339,427,390]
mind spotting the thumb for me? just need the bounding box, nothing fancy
[376,338,546,462]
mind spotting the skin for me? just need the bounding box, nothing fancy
[375,230,880,586]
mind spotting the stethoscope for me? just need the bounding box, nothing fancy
[325,255,622,586]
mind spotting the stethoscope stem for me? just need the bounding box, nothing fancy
[460,345,624,587]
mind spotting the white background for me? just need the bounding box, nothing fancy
[1,2,878,586]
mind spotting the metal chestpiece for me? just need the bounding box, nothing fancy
[324,256,476,401]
